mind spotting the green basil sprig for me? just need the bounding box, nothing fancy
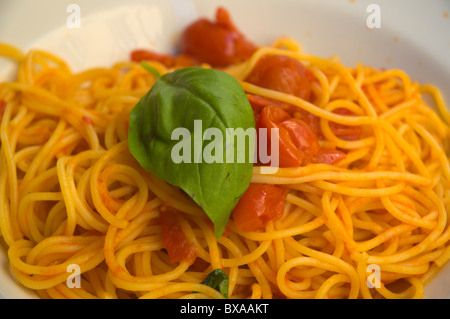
[128,67,255,237]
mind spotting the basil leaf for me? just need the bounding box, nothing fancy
[128,66,255,237]
[200,269,229,298]
[140,61,161,79]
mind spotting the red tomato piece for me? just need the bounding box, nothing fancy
[257,105,320,167]
[300,112,323,139]
[246,93,298,119]
[130,49,196,68]
[232,184,286,232]
[245,54,315,101]
[316,149,346,165]
[256,105,297,167]
[329,108,362,141]
[160,207,197,264]
[280,118,321,164]
[179,7,257,67]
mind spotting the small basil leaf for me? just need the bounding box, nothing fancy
[200,269,229,298]
[128,67,255,237]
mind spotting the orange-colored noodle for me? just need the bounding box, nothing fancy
[0,37,449,299]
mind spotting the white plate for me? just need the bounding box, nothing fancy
[0,0,449,299]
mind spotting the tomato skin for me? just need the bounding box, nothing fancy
[245,54,314,101]
[179,7,256,67]
[257,105,320,167]
[160,207,197,264]
[256,105,297,167]
[316,149,346,165]
[247,94,298,118]
[329,108,362,141]
[280,118,320,164]
[232,184,286,232]
[130,49,196,68]
[131,50,173,65]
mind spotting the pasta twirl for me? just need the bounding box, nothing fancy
[0,35,449,299]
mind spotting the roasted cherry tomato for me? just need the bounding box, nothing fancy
[257,105,320,167]
[160,207,197,264]
[316,149,346,165]
[245,54,314,101]
[246,93,298,119]
[232,184,286,232]
[179,7,257,67]
[280,118,321,164]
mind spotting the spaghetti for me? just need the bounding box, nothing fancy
[1,31,450,299]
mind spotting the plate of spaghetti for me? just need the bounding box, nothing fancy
[0,0,449,299]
